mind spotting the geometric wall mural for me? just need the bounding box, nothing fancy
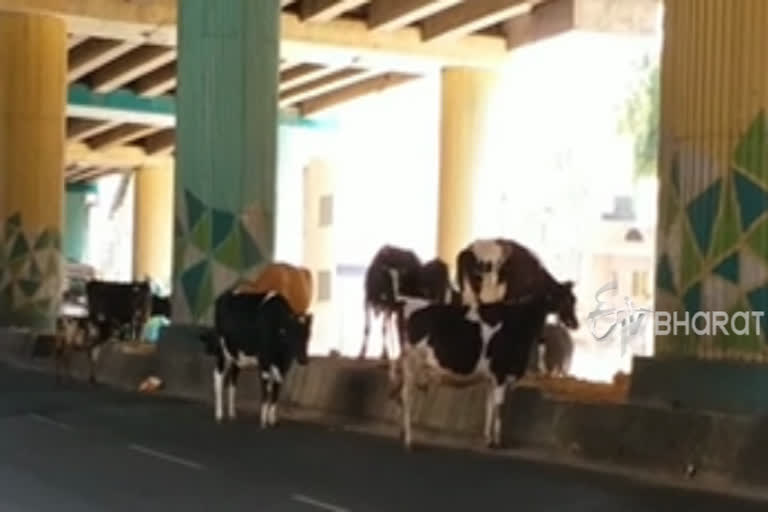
[172,188,271,324]
[656,110,768,361]
[0,212,62,331]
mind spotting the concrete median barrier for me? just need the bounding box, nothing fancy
[2,326,768,494]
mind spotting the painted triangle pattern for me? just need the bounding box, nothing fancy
[172,188,273,323]
[0,212,61,331]
[656,110,768,358]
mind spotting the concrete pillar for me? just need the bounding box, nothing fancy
[302,158,337,356]
[436,67,499,273]
[0,13,66,331]
[173,0,280,322]
[655,0,768,361]
[133,159,174,292]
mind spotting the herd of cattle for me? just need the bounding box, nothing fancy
[52,237,579,449]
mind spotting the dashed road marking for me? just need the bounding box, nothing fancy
[291,493,350,512]
[27,414,73,431]
[128,444,205,471]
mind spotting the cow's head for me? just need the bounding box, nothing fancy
[289,313,313,365]
[546,280,579,330]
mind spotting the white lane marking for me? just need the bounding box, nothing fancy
[128,444,205,471]
[27,414,73,431]
[291,494,350,512]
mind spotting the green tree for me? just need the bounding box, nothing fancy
[618,53,660,179]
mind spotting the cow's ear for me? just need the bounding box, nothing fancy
[563,280,574,289]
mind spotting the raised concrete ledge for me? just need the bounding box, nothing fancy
[1,328,768,497]
[629,356,768,415]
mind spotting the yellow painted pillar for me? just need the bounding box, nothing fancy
[133,158,175,293]
[655,0,768,361]
[0,13,66,331]
[436,67,500,271]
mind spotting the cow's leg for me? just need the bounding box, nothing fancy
[87,344,102,385]
[400,352,418,450]
[267,366,282,427]
[213,355,229,423]
[381,312,391,361]
[259,371,272,429]
[359,304,372,360]
[486,377,507,449]
[226,365,240,420]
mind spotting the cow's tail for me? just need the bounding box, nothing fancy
[199,327,220,356]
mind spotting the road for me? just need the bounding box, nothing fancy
[0,362,765,512]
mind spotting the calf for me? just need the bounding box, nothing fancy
[54,315,108,384]
[201,289,312,428]
[391,270,577,449]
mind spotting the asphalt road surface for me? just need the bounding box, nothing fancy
[0,362,765,512]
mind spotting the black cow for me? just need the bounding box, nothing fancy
[456,238,579,330]
[201,289,312,427]
[390,269,577,449]
[85,279,152,341]
[360,245,458,361]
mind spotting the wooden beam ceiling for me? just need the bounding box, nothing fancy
[368,0,462,31]
[422,0,533,42]
[87,124,162,150]
[503,0,573,49]
[143,129,175,156]
[133,63,177,97]
[300,0,372,23]
[279,63,343,91]
[279,67,379,107]
[68,38,140,83]
[300,72,419,116]
[67,118,120,142]
[89,46,177,94]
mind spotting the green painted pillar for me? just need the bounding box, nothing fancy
[173,0,280,323]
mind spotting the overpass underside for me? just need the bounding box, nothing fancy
[0,0,658,331]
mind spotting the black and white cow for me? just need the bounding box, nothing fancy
[201,289,312,428]
[390,269,577,449]
[456,238,579,330]
[360,245,459,361]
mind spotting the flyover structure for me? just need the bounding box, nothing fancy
[0,0,657,329]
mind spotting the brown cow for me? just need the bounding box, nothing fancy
[234,262,313,316]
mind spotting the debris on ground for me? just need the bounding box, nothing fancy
[138,376,163,393]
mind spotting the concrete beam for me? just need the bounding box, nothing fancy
[143,129,175,155]
[279,67,379,107]
[279,63,341,91]
[67,84,175,127]
[300,72,419,116]
[67,33,87,48]
[0,0,506,70]
[300,0,372,23]
[68,37,140,83]
[66,141,148,169]
[66,118,119,142]
[90,45,177,93]
[422,0,532,42]
[133,62,176,97]
[504,0,659,49]
[368,0,462,31]
[86,123,162,150]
